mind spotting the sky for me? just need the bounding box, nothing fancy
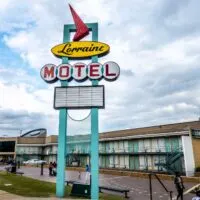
[0,0,200,136]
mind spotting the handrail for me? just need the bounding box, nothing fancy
[157,146,183,163]
[154,174,170,193]
[149,173,173,200]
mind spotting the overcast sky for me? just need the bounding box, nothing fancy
[0,0,200,136]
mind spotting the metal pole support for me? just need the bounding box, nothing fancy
[149,174,153,200]
[17,161,20,169]
[90,174,91,187]
[41,163,44,176]
[169,191,173,200]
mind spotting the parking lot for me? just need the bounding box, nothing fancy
[1,166,195,200]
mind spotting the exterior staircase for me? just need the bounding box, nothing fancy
[156,147,183,174]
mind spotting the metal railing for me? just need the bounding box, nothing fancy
[16,150,43,155]
[15,145,183,156]
[99,163,169,171]
[149,173,173,200]
[67,148,90,154]
[99,145,183,154]
[155,147,183,174]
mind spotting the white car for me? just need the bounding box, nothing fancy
[23,159,46,165]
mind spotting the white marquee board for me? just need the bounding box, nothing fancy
[54,85,104,109]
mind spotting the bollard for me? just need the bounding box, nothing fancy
[90,174,91,187]
[17,161,20,169]
[169,191,173,200]
[149,174,153,200]
[41,163,44,176]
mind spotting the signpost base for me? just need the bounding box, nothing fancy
[70,183,91,198]
[56,109,67,198]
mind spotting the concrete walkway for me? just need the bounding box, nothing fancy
[0,165,197,199]
[0,190,86,200]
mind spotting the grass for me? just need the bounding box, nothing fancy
[0,172,124,199]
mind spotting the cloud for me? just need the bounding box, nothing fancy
[0,0,200,136]
[0,108,58,136]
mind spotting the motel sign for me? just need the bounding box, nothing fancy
[41,61,120,82]
[40,4,120,199]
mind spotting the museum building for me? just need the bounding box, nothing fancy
[0,120,200,177]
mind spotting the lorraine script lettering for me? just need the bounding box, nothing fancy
[58,43,105,55]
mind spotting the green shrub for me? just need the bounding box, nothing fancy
[195,166,200,172]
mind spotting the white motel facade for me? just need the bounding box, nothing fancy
[0,120,200,177]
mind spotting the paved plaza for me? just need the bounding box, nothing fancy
[0,190,75,200]
[0,166,196,200]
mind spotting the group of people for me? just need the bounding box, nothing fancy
[5,160,17,173]
[48,161,57,176]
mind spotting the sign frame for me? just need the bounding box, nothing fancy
[55,23,100,200]
[40,61,120,83]
[53,85,105,109]
[51,41,110,58]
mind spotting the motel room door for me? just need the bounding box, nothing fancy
[101,156,110,168]
[129,141,139,152]
[129,156,139,170]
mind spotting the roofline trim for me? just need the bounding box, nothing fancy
[16,131,190,145]
[100,131,189,141]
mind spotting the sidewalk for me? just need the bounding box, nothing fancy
[0,190,86,200]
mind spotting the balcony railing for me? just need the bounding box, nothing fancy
[99,145,183,154]
[16,150,43,155]
[67,148,90,154]
[16,145,183,155]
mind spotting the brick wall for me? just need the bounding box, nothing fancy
[17,137,45,144]
[192,138,200,168]
[45,135,58,144]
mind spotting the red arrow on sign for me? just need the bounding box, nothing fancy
[69,4,89,41]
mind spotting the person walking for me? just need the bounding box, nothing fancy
[78,171,81,180]
[174,172,185,200]
[11,160,16,173]
[85,164,90,184]
[53,161,57,168]
[49,162,53,176]
[52,161,57,176]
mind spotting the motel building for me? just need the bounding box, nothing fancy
[0,120,200,177]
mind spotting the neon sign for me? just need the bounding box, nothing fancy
[40,61,120,82]
[51,41,110,58]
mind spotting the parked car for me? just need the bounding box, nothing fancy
[23,159,46,165]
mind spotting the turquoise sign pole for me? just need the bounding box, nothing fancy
[41,6,119,197]
[56,23,99,199]
[90,23,99,200]
[56,25,69,198]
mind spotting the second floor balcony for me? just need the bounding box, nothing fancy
[99,146,183,155]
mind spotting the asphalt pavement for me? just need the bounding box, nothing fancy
[0,165,198,200]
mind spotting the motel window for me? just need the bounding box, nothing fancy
[0,141,15,152]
